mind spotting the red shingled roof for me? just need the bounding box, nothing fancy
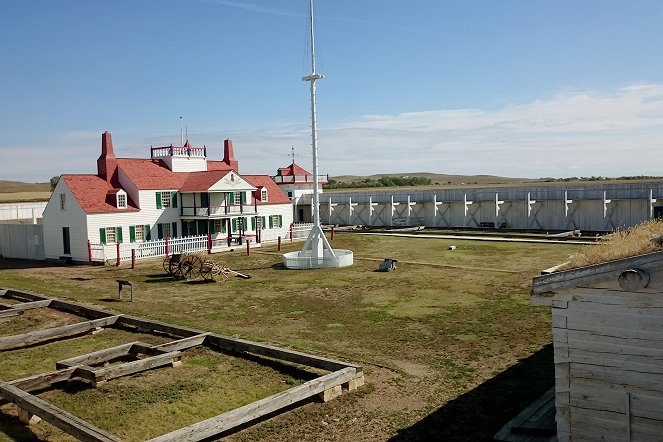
[116,158,190,190]
[180,170,233,192]
[277,162,312,177]
[62,175,138,214]
[208,160,235,172]
[244,175,291,205]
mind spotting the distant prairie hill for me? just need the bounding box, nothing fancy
[0,180,51,203]
[330,172,536,186]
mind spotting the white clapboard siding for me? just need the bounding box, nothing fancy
[42,180,89,261]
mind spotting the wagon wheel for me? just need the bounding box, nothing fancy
[180,255,203,280]
[200,261,215,281]
[163,256,172,275]
[216,261,230,281]
[169,255,185,278]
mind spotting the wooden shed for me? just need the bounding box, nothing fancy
[532,251,663,441]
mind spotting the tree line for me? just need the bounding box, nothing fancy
[324,176,432,189]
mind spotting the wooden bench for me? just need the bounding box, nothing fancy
[116,280,136,302]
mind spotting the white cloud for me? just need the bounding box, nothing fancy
[5,83,663,182]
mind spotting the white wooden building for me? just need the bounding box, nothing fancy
[532,252,663,441]
[272,161,326,223]
[43,132,293,262]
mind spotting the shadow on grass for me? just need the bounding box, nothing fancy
[390,344,554,442]
[0,257,78,270]
[0,414,44,442]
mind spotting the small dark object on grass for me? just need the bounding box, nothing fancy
[378,258,398,272]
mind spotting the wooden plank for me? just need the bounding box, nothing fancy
[206,334,361,373]
[156,333,209,352]
[563,347,663,374]
[0,309,22,318]
[50,299,118,320]
[567,288,663,308]
[0,316,120,350]
[9,367,77,391]
[148,367,358,442]
[3,289,50,303]
[56,342,140,369]
[0,288,9,298]
[89,351,182,383]
[0,381,122,442]
[7,299,52,311]
[570,362,663,391]
[494,388,555,441]
[563,329,663,357]
[532,250,663,296]
[117,315,205,338]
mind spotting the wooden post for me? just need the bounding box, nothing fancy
[207,233,212,254]
[116,243,121,267]
[331,226,335,240]
[277,236,282,251]
[289,224,293,242]
[246,239,250,256]
[131,249,136,269]
[165,237,169,258]
[87,240,92,263]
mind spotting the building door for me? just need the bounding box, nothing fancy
[655,206,663,219]
[298,209,304,222]
[62,227,71,255]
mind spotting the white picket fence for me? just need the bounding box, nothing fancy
[90,235,210,263]
[89,224,314,264]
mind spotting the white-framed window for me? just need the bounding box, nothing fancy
[269,214,282,229]
[261,189,268,201]
[105,227,117,244]
[161,191,171,208]
[287,191,293,198]
[117,193,127,209]
[161,223,171,239]
[60,193,66,210]
[134,225,144,241]
[212,219,225,234]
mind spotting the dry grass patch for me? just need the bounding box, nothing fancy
[562,219,663,270]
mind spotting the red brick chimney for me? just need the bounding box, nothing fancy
[223,139,239,171]
[97,131,118,184]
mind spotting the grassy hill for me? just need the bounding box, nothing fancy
[331,172,535,186]
[0,180,51,203]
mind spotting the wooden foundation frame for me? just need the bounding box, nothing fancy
[0,288,363,441]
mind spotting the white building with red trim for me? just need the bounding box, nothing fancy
[272,161,327,223]
[43,132,293,262]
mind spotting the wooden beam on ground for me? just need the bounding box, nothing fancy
[0,381,122,442]
[0,316,120,351]
[206,334,362,373]
[80,351,182,385]
[117,315,205,339]
[50,299,118,320]
[2,289,50,303]
[0,309,22,318]
[0,288,9,297]
[8,299,52,311]
[9,367,77,391]
[156,333,210,352]
[56,342,140,369]
[148,367,359,442]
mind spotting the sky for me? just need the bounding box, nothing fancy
[1,0,663,182]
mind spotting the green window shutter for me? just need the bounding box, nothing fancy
[117,227,123,243]
[241,192,247,204]
[243,217,248,230]
[156,192,162,209]
[172,222,178,238]
[99,228,106,245]
[171,192,178,208]
[129,225,136,242]
[269,216,273,229]
[251,217,256,230]
[262,216,266,228]
[197,220,207,235]
[157,223,163,240]
[232,219,237,231]
[229,192,235,205]
[145,225,151,241]
[278,215,283,228]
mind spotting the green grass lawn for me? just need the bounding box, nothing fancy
[0,234,584,441]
